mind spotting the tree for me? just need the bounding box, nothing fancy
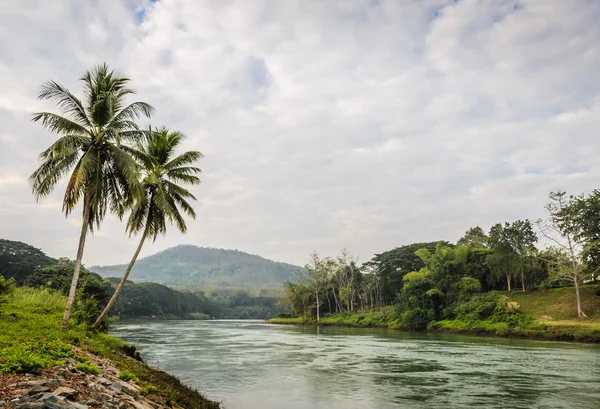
[488,220,537,292]
[0,239,57,284]
[92,127,201,328]
[538,191,599,318]
[302,253,332,323]
[364,242,441,305]
[457,226,489,248]
[30,64,154,329]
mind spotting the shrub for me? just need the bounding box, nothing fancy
[119,370,138,382]
[0,339,72,374]
[0,275,16,308]
[76,361,101,375]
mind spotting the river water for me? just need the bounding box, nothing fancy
[111,320,600,409]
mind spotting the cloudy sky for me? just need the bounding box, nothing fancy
[0,0,599,267]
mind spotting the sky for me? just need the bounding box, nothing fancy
[0,0,599,267]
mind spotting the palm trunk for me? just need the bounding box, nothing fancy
[521,269,525,293]
[62,197,91,330]
[92,225,149,329]
[506,273,511,292]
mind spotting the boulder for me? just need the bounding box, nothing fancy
[52,387,77,398]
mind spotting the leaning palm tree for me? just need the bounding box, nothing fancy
[30,63,154,330]
[92,127,201,328]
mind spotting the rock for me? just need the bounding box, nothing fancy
[66,401,88,409]
[23,380,50,387]
[109,382,123,392]
[46,380,60,388]
[0,400,6,407]
[52,387,77,398]
[11,398,22,405]
[8,313,17,321]
[46,395,67,404]
[28,386,51,395]
[67,358,77,366]
[16,403,65,409]
[28,393,52,401]
[96,377,112,386]
[113,381,139,398]
[123,400,153,409]
[100,393,113,402]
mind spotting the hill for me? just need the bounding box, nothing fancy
[0,239,57,283]
[90,245,301,287]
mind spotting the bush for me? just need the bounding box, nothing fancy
[399,307,435,330]
[118,370,138,382]
[0,339,72,374]
[76,361,101,375]
[0,275,16,308]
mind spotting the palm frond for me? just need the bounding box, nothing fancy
[37,81,92,127]
[164,151,203,170]
[32,112,91,136]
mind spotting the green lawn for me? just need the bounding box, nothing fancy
[504,284,600,323]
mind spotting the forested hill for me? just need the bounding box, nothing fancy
[90,245,301,287]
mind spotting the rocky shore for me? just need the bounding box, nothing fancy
[1,353,170,409]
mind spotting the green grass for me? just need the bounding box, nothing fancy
[266,317,305,325]
[0,287,220,408]
[503,284,600,323]
[319,307,398,328]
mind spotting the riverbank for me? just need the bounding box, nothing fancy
[0,287,220,408]
[268,286,600,343]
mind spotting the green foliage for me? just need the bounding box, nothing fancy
[90,245,301,287]
[0,339,72,373]
[0,239,57,284]
[75,360,101,375]
[364,241,442,303]
[0,274,16,308]
[457,226,489,248]
[118,370,138,382]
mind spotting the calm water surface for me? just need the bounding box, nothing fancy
[111,320,600,409]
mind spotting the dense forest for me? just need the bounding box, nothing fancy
[0,239,282,320]
[90,245,300,287]
[279,191,600,330]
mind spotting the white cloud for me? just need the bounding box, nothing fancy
[0,0,599,267]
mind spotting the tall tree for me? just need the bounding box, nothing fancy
[30,63,153,329]
[488,220,537,292]
[538,191,598,317]
[303,253,331,323]
[92,127,201,328]
[457,226,489,248]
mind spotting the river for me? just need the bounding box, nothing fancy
[111,320,600,409]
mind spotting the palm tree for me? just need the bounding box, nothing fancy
[92,127,201,328]
[30,64,154,330]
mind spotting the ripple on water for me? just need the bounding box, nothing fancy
[111,321,600,409]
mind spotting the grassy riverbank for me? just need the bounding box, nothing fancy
[268,286,600,343]
[0,287,220,408]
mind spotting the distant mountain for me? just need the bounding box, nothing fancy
[89,245,301,287]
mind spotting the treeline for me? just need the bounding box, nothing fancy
[0,239,282,320]
[280,190,600,328]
